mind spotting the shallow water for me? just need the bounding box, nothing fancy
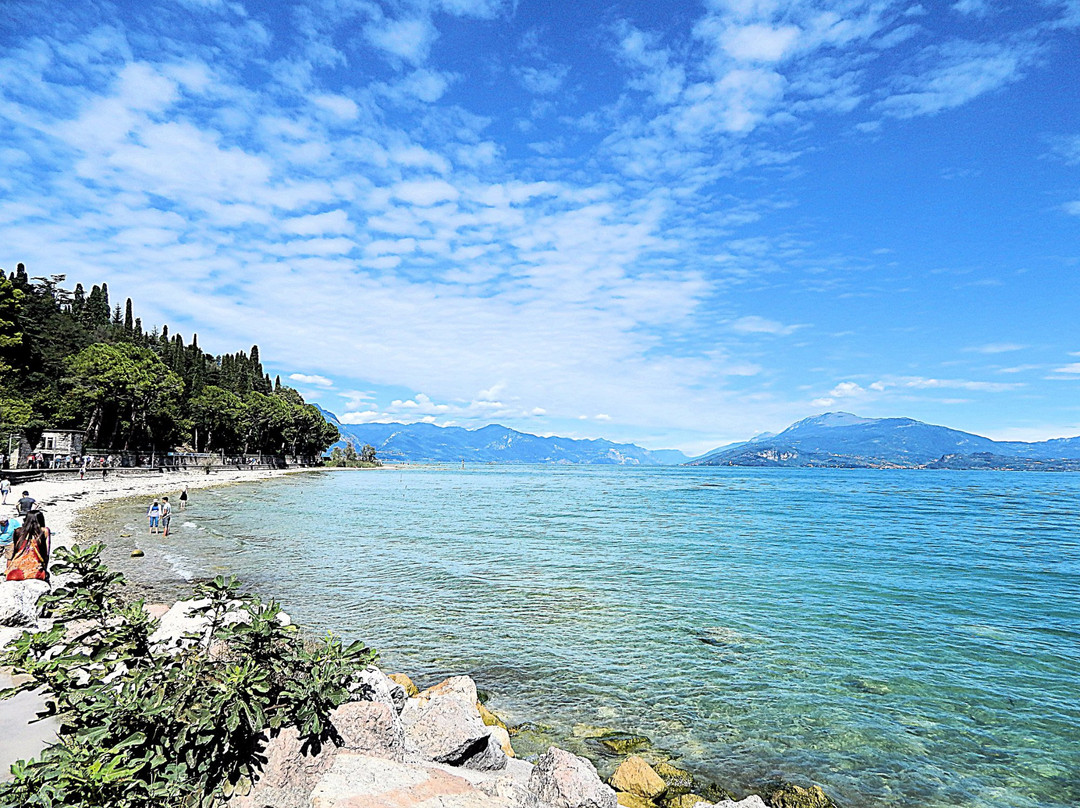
[84,467,1080,808]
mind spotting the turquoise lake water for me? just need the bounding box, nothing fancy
[89,467,1080,808]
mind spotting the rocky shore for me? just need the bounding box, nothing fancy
[0,471,838,808]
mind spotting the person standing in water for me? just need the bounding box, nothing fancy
[160,496,172,537]
[147,499,161,534]
[179,486,188,510]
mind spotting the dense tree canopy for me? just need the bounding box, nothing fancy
[0,263,339,457]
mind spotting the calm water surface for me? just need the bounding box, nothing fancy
[88,467,1080,808]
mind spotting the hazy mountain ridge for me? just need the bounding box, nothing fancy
[692,412,1080,469]
[318,407,692,465]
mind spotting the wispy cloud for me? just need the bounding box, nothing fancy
[289,373,333,387]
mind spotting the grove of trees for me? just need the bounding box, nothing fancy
[0,263,339,458]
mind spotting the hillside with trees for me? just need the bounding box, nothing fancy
[0,262,338,459]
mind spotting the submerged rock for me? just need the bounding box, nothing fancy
[528,747,617,808]
[610,756,666,801]
[761,782,839,808]
[479,701,509,731]
[662,794,707,808]
[653,762,694,795]
[130,549,145,557]
[595,732,651,755]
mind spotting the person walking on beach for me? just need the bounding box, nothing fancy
[16,491,35,517]
[0,477,10,505]
[147,498,161,534]
[0,514,20,562]
[6,511,50,582]
[160,496,172,537]
[179,486,188,510]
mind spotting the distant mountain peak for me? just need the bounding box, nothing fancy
[693,411,1080,468]
[786,412,876,430]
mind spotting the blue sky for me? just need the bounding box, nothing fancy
[1,0,1078,453]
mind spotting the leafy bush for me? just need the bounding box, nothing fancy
[0,544,376,808]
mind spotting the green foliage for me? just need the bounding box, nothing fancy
[1,265,338,457]
[325,442,380,468]
[0,545,377,808]
[64,343,185,450]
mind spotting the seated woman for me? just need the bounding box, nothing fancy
[7,511,50,582]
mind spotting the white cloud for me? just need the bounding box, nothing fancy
[952,0,990,16]
[1054,363,1080,374]
[879,40,1034,119]
[1064,200,1080,216]
[720,24,802,62]
[966,342,1027,354]
[517,64,569,95]
[729,315,802,335]
[281,210,353,236]
[289,373,334,387]
[366,17,437,65]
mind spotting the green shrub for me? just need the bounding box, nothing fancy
[0,544,376,808]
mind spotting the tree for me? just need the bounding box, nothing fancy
[360,444,377,463]
[64,343,183,449]
[188,386,245,452]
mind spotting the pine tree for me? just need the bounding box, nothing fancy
[113,304,123,327]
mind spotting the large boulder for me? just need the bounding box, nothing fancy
[231,702,405,808]
[402,676,507,770]
[0,580,50,627]
[229,726,337,808]
[528,747,617,808]
[349,664,407,714]
[309,752,511,808]
[610,756,666,801]
[331,700,406,761]
[616,792,655,808]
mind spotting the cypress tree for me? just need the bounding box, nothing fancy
[73,283,85,317]
[124,298,134,333]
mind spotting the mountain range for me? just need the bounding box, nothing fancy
[689,412,1080,469]
[319,407,691,465]
[320,407,1080,469]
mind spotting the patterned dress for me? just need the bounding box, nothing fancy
[6,526,50,581]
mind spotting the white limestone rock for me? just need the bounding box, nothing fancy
[527,747,617,808]
[0,579,51,627]
[349,664,407,714]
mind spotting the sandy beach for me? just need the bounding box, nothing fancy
[0,465,325,778]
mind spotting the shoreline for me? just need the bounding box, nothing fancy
[1,467,832,808]
[0,466,330,777]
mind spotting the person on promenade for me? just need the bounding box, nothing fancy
[179,486,188,510]
[147,499,161,534]
[160,496,172,537]
[0,514,21,562]
[6,511,50,582]
[16,491,35,517]
[0,476,10,505]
